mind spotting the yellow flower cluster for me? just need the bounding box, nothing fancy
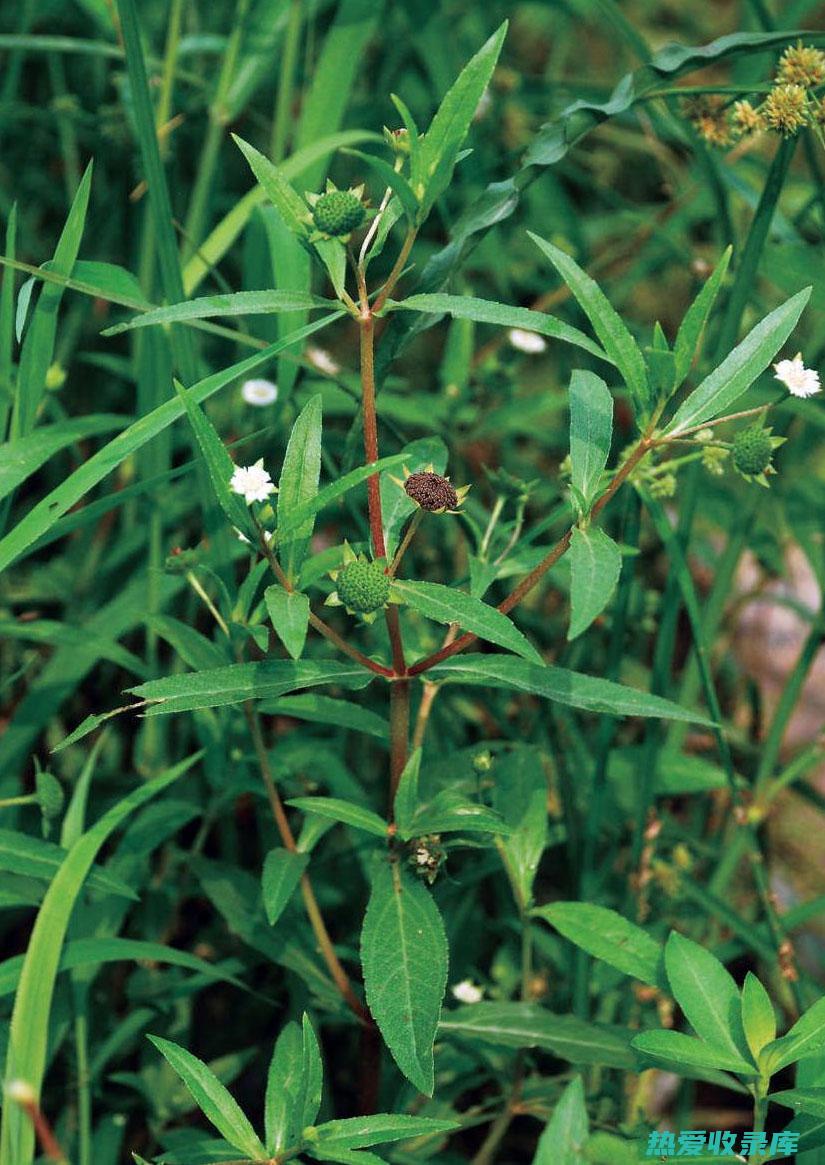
[687,41,825,146]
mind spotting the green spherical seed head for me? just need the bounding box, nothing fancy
[336,560,390,613]
[733,426,774,475]
[313,190,365,236]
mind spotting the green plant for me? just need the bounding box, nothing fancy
[2,6,825,1165]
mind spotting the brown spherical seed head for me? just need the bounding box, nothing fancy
[404,471,458,512]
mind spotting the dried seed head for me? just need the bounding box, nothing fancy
[404,471,459,512]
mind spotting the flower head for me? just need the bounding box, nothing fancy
[326,544,398,623]
[777,42,825,88]
[230,459,275,505]
[241,378,278,406]
[732,424,785,486]
[508,328,547,354]
[451,979,484,1005]
[762,84,809,136]
[774,353,821,399]
[305,180,372,242]
[732,100,764,137]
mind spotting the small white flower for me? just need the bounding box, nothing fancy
[451,979,484,1005]
[508,328,547,354]
[774,353,821,399]
[230,459,274,505]
[241,378,278,406]
[306,346,341,376]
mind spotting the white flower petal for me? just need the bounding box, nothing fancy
[774,354,821,399]
[451,979,484,1005]
[508,328,547,354]
[241,378,279,406]
[230,462,275,505]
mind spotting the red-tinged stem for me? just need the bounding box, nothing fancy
[408,435,655,677]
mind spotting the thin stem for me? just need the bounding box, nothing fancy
[372,225,417,314]
[186,570,229,636]
[359,314,386,558]
[389,510,423,577]
[243,703,369,1023]
[666,403,771,441]
[411,628,458,749]
[389,679,410,805]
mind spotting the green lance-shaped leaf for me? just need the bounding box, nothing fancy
[404,789,510,839]
[260,694,388,740]
[665,287,811,435]
[0,937,252,1001]
[530,232,649,415]
[531,1075,589,1165]
[426,655,713,725]
[262,848,309,927]
[12,162,93,438]
[264,585,310,660]
[389,294,610,364]
[0,827,136,899]
[0,415,129,503]
[492,751,547,908]
[416,22,508,214]
[534,902,666,989]
[173,378,252,535]
[148,1035,266,1159]
[632,1029,757,1076]
[439,1002,636,1070]
[393,748,422,841]
[310,1114,458,1152]
[265,1015,323,1153]
[0,313,342,575]
[770,1089,825,1120]
[265,1022,303,1153]
[0,754,198,1165]
[287,797,388,839]
[761,995,825,1074]
[278,394,323,581]
[673,247,732,385]
[567,527,622,640]
[569,369,613,509]
[277,452,409,539]
[394,578,542,665]
[128,659,374,716]
[343,148,420,221]
[664,932,751,1064]
[741,972,777,1061]
[361,859,448,1095]
[233,134,309,238]
[102,289,332,335]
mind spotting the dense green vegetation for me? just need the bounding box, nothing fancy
[2,2,825,1163]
